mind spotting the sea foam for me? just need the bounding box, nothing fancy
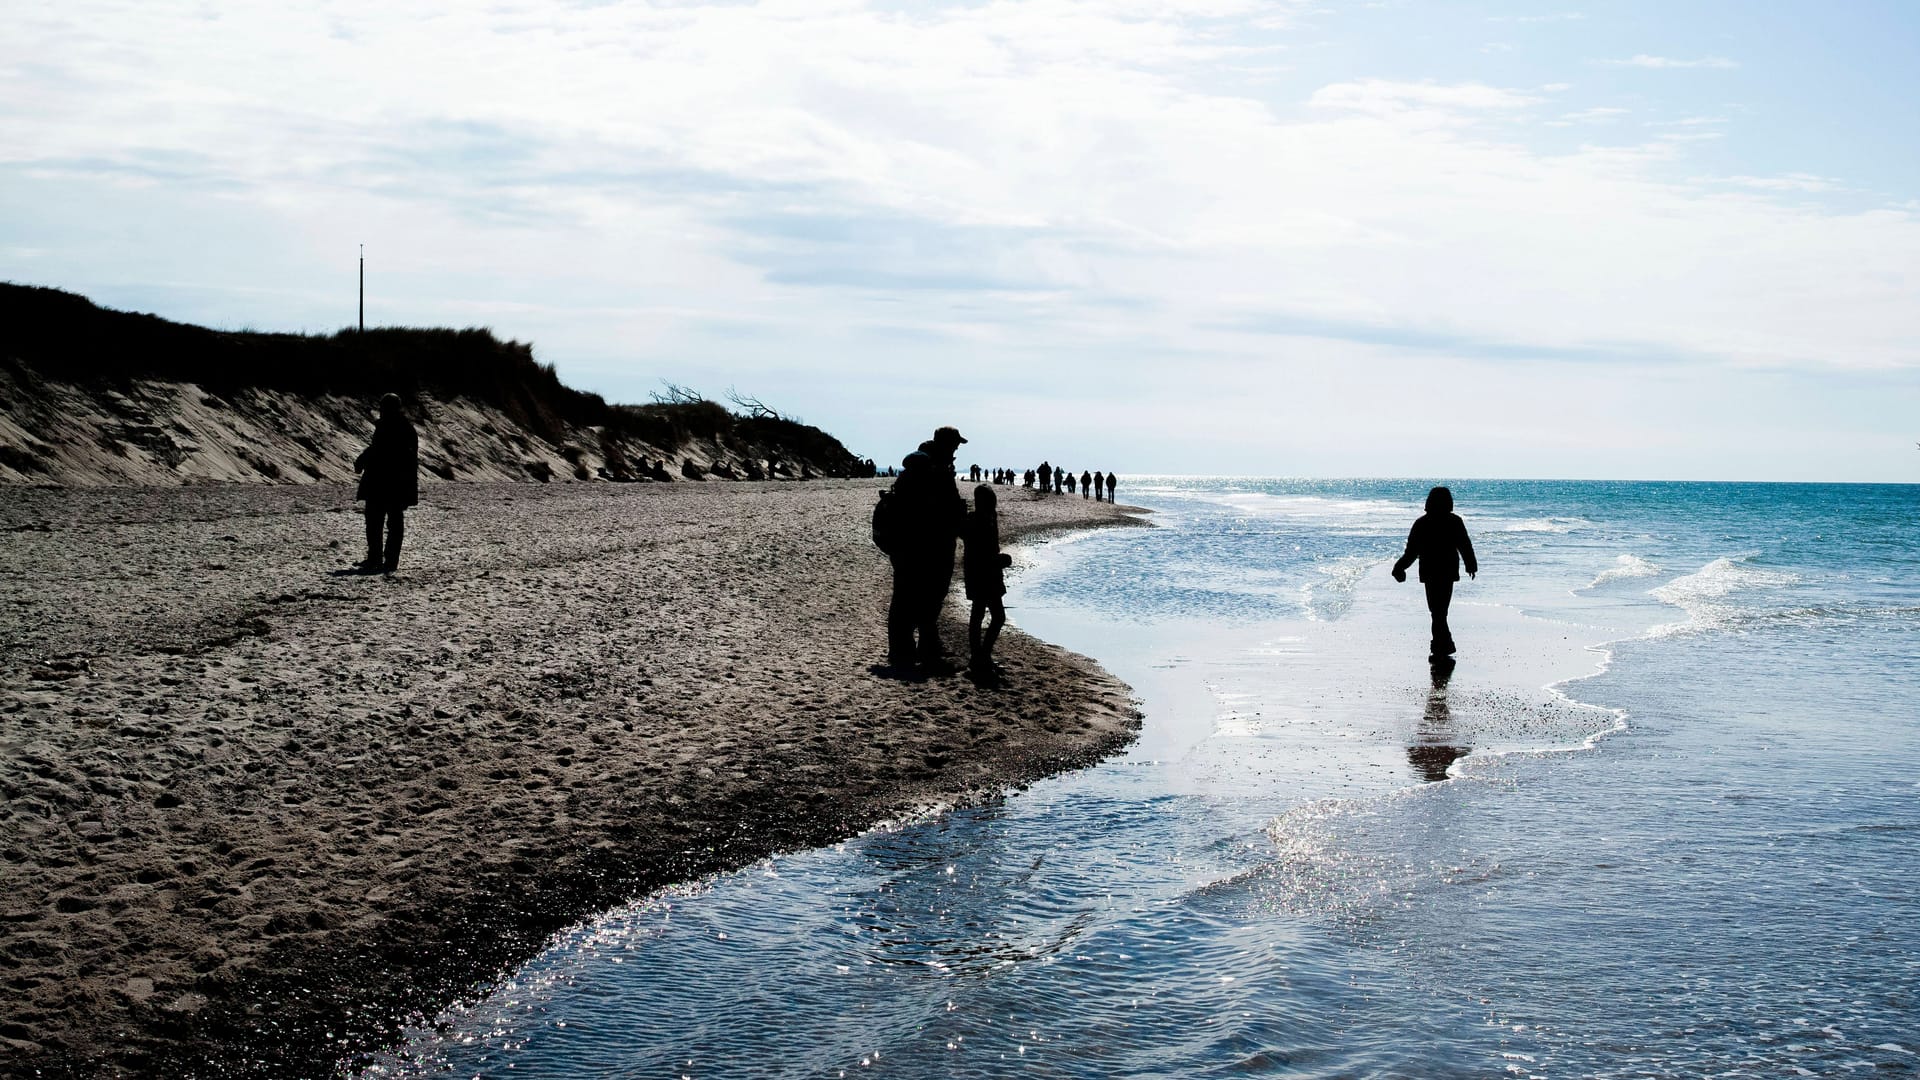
[1647,555,1801,637]
[1587,554,1662,588]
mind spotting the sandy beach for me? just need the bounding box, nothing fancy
[0,479,1147,1076]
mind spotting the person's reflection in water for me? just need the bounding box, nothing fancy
[1408,659,1470,782]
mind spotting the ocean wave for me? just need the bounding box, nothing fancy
[1646,554,1803,637]
[1586,554,1663,588]
[1191,491,1413,529]
[1648,601,1920,638]
[1298,555,1376,622]
[1498,516,1591,534]
[1651,555,1799,604]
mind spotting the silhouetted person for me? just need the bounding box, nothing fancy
[1105,471,1116,500]
[1080,470,1092,498]
[886,427,969,672]
[1064,470,1075,495]
[1092,470,1104,501]
[1392,486,1477,660]
[354,393,418,574]
[1037,461,1052,494]
[964,484,1012,680]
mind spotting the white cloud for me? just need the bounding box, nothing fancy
[1599,54,1739,69]
[2,0,1917,467]
[1717,173,1848,193]
[1308,78,1542,116]
[1547,106,1630,126]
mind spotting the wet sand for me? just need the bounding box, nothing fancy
[0,479,1148,1077]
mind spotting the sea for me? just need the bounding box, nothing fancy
[359,479,1920,1079]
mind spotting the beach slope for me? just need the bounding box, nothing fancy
[0,480,1145,1076]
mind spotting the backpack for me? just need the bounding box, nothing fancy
[871,489,900,555]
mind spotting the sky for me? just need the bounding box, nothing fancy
[4,0,1918,481]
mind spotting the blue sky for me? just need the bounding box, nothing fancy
[4,1,1917,481]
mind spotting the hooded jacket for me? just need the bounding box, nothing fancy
[1392,488,1477,583]
[355,411,419,507]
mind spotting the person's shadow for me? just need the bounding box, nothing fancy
[1408,659,1470,782]
[868,662,928,683]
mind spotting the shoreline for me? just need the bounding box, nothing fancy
[372,479,1636,1074]
[1002,497,1626,799]
[0,479,1149,1077]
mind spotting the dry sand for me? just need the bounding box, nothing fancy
[0,479,1148,1077]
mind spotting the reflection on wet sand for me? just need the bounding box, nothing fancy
[1409,660,1470,782]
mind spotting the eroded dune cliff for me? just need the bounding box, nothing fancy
[0,283,872,487]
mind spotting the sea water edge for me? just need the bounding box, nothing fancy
[356,477,1920,1079]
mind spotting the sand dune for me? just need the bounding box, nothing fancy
[0,479,1147,1076]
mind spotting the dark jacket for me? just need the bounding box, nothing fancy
[890,452,966,565]
[962,509,1008,601]
[355,413,419,507]
[1393,512,1477,583]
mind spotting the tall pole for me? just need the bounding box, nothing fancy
[358,245,365,334]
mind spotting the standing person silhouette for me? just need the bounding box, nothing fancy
[1105,471,1117,501]
[885,427,969,673]
[1092,470,1104,501]
[1080,470,1092,498]
[1037,461,1052,495]
[1392,486,1477,661]
[354,393,418,574]
[963,484,1012,681]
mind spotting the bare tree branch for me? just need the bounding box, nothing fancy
[649,380,705,405]
[724,385,790,422]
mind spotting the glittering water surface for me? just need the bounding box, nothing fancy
[360,480,1920,1078]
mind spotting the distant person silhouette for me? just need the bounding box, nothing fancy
[964,484,1013,680]
[1064,470,1075,495]
[1037,461,1052,494]
[1080,470,1092,498]
[885,427,969,672]
[1392,486,1478,660]
[1105,471,1116,501]
[354,393,418,574]
[1092,470,1104,501]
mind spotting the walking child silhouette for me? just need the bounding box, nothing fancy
[1392,486,1477,662]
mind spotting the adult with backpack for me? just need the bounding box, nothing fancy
[872,426,969,673]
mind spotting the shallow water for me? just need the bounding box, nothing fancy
[358,479,1920,1078]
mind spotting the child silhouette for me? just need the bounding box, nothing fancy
[963,484,1013,680]
[1392,486,1478,661]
